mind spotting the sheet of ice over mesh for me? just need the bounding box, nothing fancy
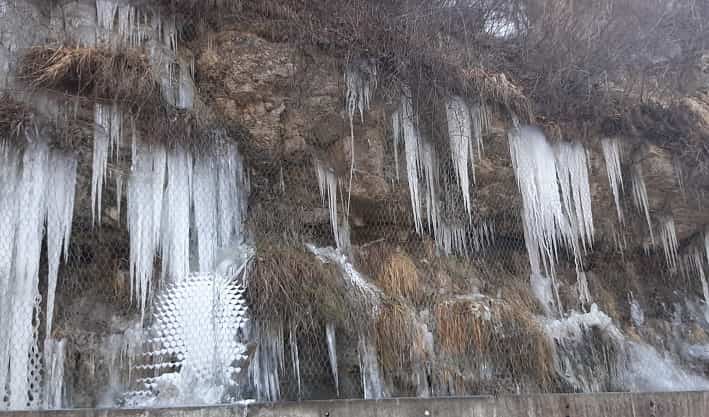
[133,272,249,404]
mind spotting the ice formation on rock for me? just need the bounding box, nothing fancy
[161,147,192,281]
[509,126,573,277]
[658,217,679,271]
[444,96,489,220]
[45,151,78,337]
[629,292,645,327]
[344,62,376,123]
[42,339,66,410]
[357,335,387,399]
[0,138,77,410]
[92,103,122,225]
[127,134,247,319]
[325,323,339,396]
[393,92,424,233]
[137,267,250,405]
[250,321,285,402]
[446,96,475,217]
[288,323,302,398]
[601,138,624,224]
[631,164,655,245]
[306,244,382,308]
[576,271,592,306]
[315,159,341,248]
[555,142,594,252]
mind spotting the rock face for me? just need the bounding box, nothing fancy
[5,0,709,410]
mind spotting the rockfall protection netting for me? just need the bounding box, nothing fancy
[4,0,709,411]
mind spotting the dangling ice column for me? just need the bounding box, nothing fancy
[315,159,341,248]
[631,164,655,245]
[601,138,625,224]
[445,96,488,219]
[658,217,679,271]
[357,335,387,399]
[250,321,285,402]
[393,94,423,233]
[127,140,166,320]
[509,127,580,277]
[92,103,122,225]
[42,339,66,410]
[127,135,248,318]
[325,323,339,396]
[555,142,594,252]
[45,152,78,337]
[0,140,78,410]
[345,62,376,123]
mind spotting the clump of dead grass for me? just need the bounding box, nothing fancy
[0,96,33,141]
[375,301,426,372]
[248,240,368,334]
[433,295,555,390]
[20,47,159,109]
[374,252,423,304]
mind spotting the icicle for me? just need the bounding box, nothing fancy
[421,140,439,235]
[127,141,166,321]
[314,159,340,248]
[92,103,122,225]
[631,164,654,245]
[577,271,592,306]
[161,147,192,281]
[658,217,679,271]
[470,101,488,159]
[325,323,339,397]
[96,0,118,44]
[289,323,302,399]
[8,141,49,409]
[399,92,423,233]
[0,145,20,408]
[628,292,645,327]
[216,140,248,248]
[250,321,285,402]
[392,110,401,181]
[555,142,594,252]
[176,60,195,110]
[42,339,66,409]
[345,62,376,122]
[357,335,386,399]
[445,96,474,218]
[192,157,218,272]
[508,126,573,279]
[601,138,624,224]
[44,151,78,338]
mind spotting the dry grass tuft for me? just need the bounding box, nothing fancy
[433,295,555,391]
[375,301,426,372]
[20,47,159,109]
[247,240,368,333]
[0,96,33,141]
[375,252,423,304]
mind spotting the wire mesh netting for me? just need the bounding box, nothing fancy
[4,0,709,412]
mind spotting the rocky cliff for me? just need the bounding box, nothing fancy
[2,0,709,410]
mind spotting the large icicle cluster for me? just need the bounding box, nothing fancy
[0,140,77,410]
[391,90,493,256]
[508,127,594,279]
[555,142,594,252]
[127,131,249,319]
